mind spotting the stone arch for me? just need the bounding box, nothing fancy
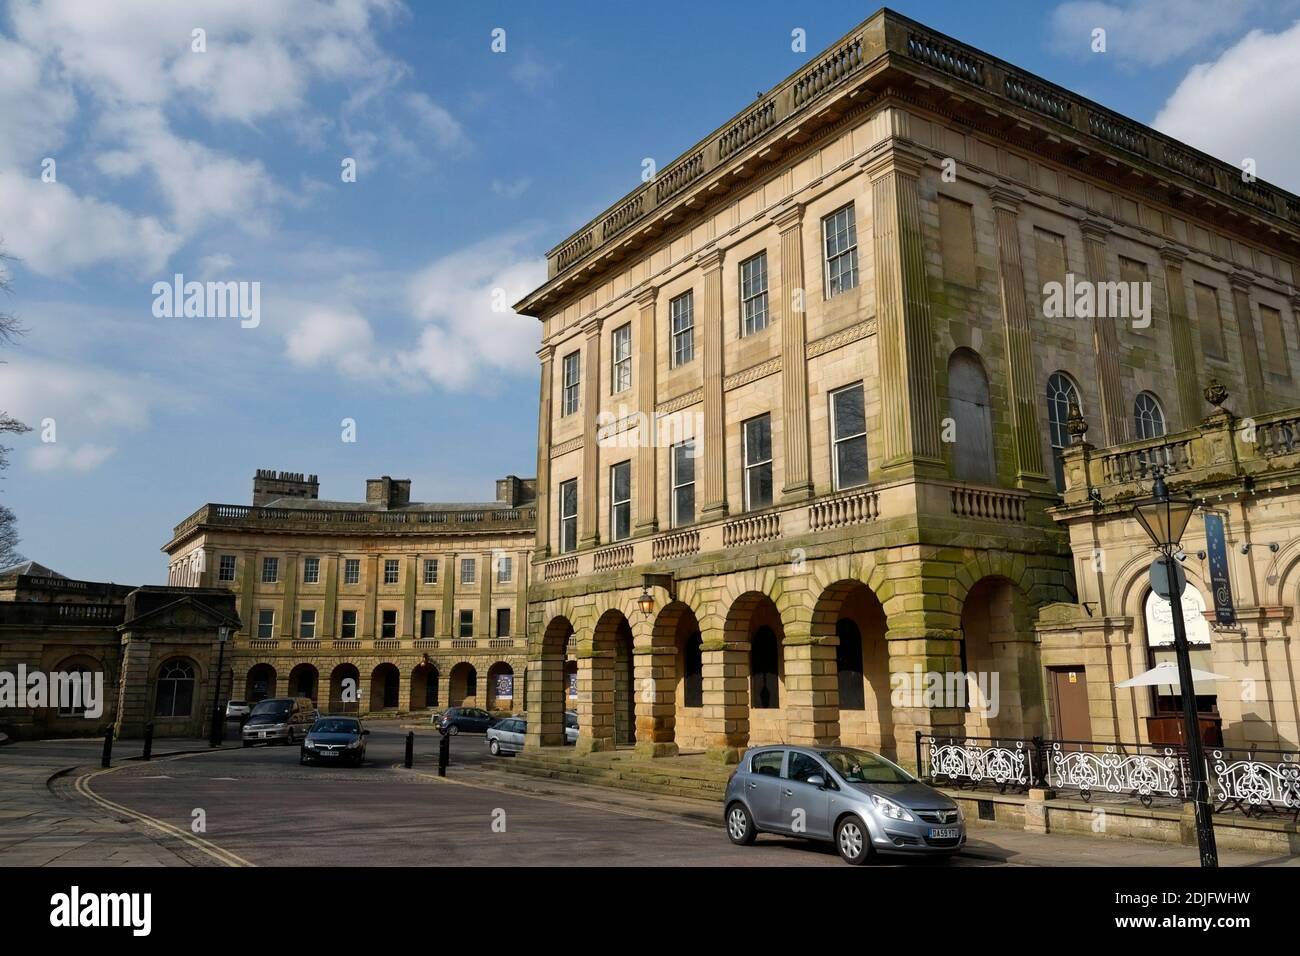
[329,662,361,714]
[1263,540,1300,609]
[584,607,635,751]
[812,579,890,754]
[244,663,277,702]
[48,653,109,720]
[723,590,786,745]
[448,661,479,707]
[486,661,515,711]
[287,663,319,704]
[960,575,1039,739]
[527,614,575,749]
[647,600,704,751]
[369,663,400,711]
[410,662,439,711]
[151,656,203,719]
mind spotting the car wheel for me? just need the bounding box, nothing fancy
[725,802,757,846]
[489,739,501,756]
[448,724,460,736]
[835,815,871,865]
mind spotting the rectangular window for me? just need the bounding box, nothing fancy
[938,196,978,288]
[343,558,360,585]
[830,383,869,489]
[260,557,278,584]
[1261,305,1291,378]
[302,556,320,584]
[743,414,774,511]
[341,609,357,639]
[420,609,436,638]
[740,251,769,335]
[561,350,581,416]
[670,291,694,367]
[423,558,438,585]
[299,609,316,640]
[559,478,578,553]
[1034,228,1068,293]
[217,555,236,582]
[823,204,858,297]
[496,555,513,584]
[1194,282,1225,358]
[383,559,399,585]
[611,322,632,393]
[671,440,696,527]
[381,610,397,639]
[460,558,476,585]
[610,460,632,542]
[257,609,274,639]
[496,608,512,638]
[458,609,474,638]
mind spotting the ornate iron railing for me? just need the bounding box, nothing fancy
[1209,748,1300,821]
[921,734,1033,793]
[1046,739,1187,806]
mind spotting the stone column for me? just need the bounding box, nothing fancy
[989,186,1048,486]
[783,633,841,746]
[279,554,298,640]
[523,653,565,748]
[402,555,416,639]
[634,286,660,535]
[864,146,943,477]
[634,645,679,757]
[1160,245,1202,429]
[321,554,338,639]
[1229,272,1267,415]
[362,555,377,639]
[240,550,256,637]
[885,612,964,770]
[534,347,554,558]
[579,317,603,548]
[478,550,493,638]
[1080,219,1127,445]
[575,646,615,753]
[776,203,814,500]
[701,634,749,763]
[698,247,729,519]
[440,551,456,638]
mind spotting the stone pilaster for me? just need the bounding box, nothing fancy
[634,645,679,757]
[478,550,493,638]
[402,554,416,638]
[1229,272,1266,415]
[1159,245,1202,429]
[279,554,298,640]
[523,653,565,749]
[989,185,1048,486]
[440,551,456,638]
[513,550,528,641]
[698,247,728,519]
[580,318,602,547]
[321,554,338,639]
[362,555,377,639]
[113,639,153,739]
[240,550,255,637]
[1080,219,1126,445]
[534,346,554,558]
[776,203,813,500]
[864,146,943,477]
[575,646,615,753]
[634,286,659,535]
[783,636,841,746]
[701,635,749,763]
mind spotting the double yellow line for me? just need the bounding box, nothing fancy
[74,767,254,867]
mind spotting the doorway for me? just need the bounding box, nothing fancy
[1049,666,1090,741]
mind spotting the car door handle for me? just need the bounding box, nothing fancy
[747,781,757,789]
[782,789,793,796]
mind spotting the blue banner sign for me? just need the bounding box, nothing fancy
[1203,512,1236,625]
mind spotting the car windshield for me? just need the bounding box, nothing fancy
[228,700,246,707]
[820,749,915,784]
[250,700,292,718]
[312,719,359,734]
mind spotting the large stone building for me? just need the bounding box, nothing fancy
[513,9,1300,762]
[163,470,537,716]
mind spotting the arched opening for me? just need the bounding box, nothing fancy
[812,580,891,754]
[449,662,478,707]
[1046,371,1081,492]
[1143,586,1218,738]
[369,663,400,712]
[724,591,784,745]
[486,662,515,712]
[244,663,276,703]
[52,655,104,722]
[528,615,573,748]
[948,348,995,484]
[287,663,318,704]
[329,663,361,714]
[589,608,636,749]
[153,658,197,718]
[645,601,703,752]
[410,663,439,711]
[960,576,1038,738]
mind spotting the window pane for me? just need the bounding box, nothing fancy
[836,440,868,489]
[744,416,771,465]
[833,386,865,438]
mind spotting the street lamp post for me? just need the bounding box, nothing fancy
[208,625,232,748]
[1132,472,1218,867]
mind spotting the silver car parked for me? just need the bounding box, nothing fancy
[724,745,965,864]
[486,717,526,755]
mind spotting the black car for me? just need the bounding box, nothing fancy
[436,707,495,735]
[300,716,370,766]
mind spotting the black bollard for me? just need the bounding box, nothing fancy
[101,727,113,768]
[142,722,154,761]
[438,729,450,777]
[404,731,414,769]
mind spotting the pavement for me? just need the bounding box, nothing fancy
[3,720,1298,867]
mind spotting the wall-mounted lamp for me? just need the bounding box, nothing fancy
[637,573,677,617]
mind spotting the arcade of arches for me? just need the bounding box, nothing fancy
[526,553,1065,764]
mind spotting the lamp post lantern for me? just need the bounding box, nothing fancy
[1132,472,1218,867]
[209,624,233,748]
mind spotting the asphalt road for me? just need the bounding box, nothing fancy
[83,721,982,867]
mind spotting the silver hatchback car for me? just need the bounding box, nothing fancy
[486,717,526,756]
[724,745,965,864]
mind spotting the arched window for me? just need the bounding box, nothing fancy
[1134,392,1166,440]
[154,659,195,717]
[1143,588,1216,716]
[1046,372,1081,492]
[750,627,780,709]
[56,665,93,716]
[948,349,995,484]
[835,619,865,711]
[682,632,703,708]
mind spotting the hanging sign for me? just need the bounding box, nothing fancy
[1203,512,1237,625]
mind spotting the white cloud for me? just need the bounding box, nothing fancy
[491,177,532,200]
[1049,0,1264,65]
[285,306,383,379]
[28,444,115,473]
[1153,22,1300,191]
[0,36,77,168]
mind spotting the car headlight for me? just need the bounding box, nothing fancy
[347,739,361,749]
[870,794,914,822]
[304,740,317,749]
[954,804,965,822]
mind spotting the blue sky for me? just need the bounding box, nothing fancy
[2,0,1299,584]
